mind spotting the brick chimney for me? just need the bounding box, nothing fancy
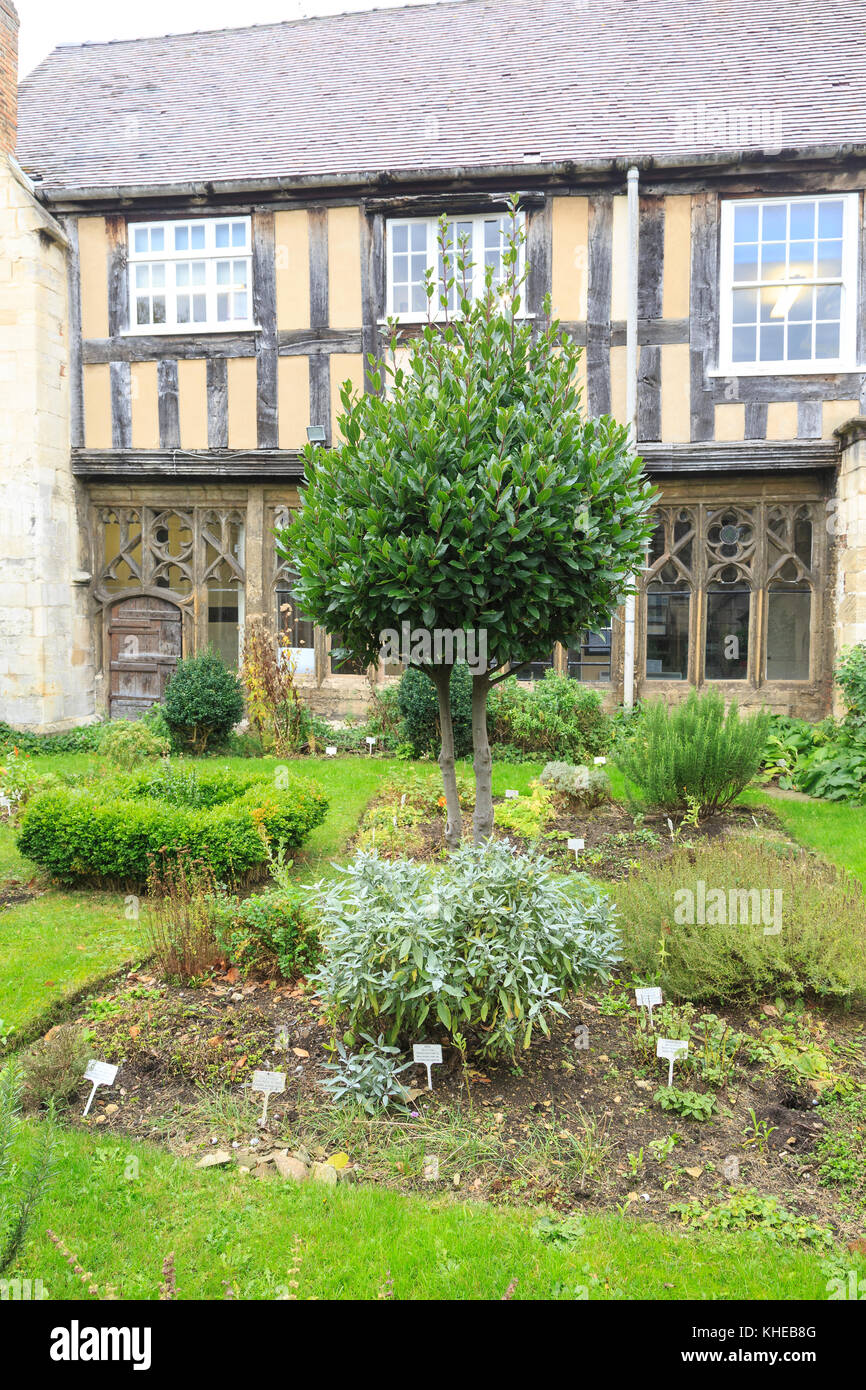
[0,0,18,155]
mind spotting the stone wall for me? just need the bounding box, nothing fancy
[0,155,95,729]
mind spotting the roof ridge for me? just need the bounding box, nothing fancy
[46,0,484,56]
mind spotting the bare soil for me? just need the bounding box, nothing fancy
[57,966,866,1242]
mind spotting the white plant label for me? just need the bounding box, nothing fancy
[635,985,663,1027]
[413,1043,443,1091]
[657,1037,689,1087]
[504,789,519,799]
[567,837,585,861]
[365,737,376,753]
[251,1069,286,1123]
[82,1059,118,1117]
[593,756,607,766]
[325,746,337,757]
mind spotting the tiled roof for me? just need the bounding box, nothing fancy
[16,0,866,195]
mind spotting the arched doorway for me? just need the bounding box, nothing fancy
[107,595,182,720]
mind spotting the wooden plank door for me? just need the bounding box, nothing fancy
[108,595,182,720]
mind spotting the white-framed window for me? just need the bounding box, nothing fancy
[127,217,254,334]
[719,194,858,374]
[385,211,525,319]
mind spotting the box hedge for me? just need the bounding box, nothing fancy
[16,767,328,886]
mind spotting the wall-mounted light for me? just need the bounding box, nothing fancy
[306,425,326,444]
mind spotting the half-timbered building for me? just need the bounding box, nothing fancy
[3,0,866,727]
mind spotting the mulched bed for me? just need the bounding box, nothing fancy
[55,966,866,1243]
[351,784,790,880]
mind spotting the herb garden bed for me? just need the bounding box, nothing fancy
[40,967,866,1245]
[351,772,791,881]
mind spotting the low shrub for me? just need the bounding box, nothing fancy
[211,886,318,979]
[320,1034,412,1113]
[539,760,611,808]
[99,719,170,768]
[614,687,768,816]
[309,840,621,1059]
[614,839,866,1004]
[162,649,245,753]
[397,663,473,758]
[21,1025,91,1111]
[16,768,328,886]
[834,641,866,728]
[0,720,106,756]
[487,672,610,761]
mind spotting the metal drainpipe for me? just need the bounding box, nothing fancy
[622,165,640,709]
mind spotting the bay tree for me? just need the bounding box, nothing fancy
[278,211,657,846]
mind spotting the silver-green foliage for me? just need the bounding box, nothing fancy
[309,840,621,1059]
[539,761,610,806]
[320,1033,413,1114]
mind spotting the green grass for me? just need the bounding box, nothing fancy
[743,788,866,890]
[8,1123,841,1301]
[0,892,142,1039]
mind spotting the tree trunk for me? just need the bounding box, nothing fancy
[471,672,494,843]
[431,665,463,849]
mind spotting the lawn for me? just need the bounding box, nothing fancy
[3,747,865,1305]
[8,1122,841,1301]
[744,787,866,889]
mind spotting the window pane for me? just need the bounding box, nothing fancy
[705,589,749,680]
[817,240,843,277]
[732,326,757,362]
[732,288,757,323]
[515,651,555,682]
[150,228,164,252]
[134,228,148,253]
[815,321,840,358]
[215,224,230,248]
[818,201,843,237]
[392,224,407,253]
[766,587,810,680]
[208,586,241,669]
[787,322,812,360]
[734,205,759,241]
[152,296,166,325]
[759,323,784,360]
[733,243,758,281]
[646,590,689,679]
[762,204,787,240]
[567,628,611,681]
[789,201,815,239]
[330,635,366,675]
[136,297,150,325]
[191,226,205,250]
[174,226,189,251]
